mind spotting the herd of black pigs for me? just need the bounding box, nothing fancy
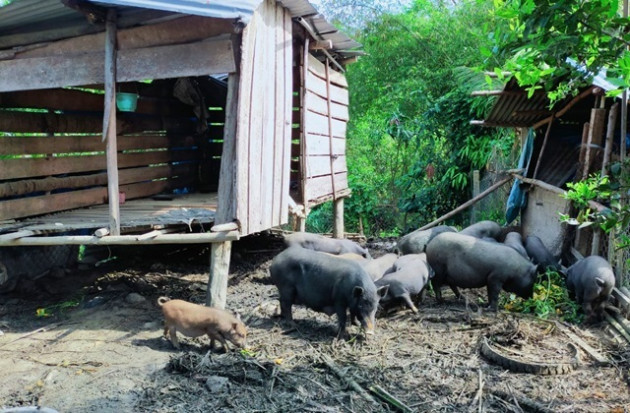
[159,221,616,351]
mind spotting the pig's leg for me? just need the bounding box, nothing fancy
[449,284,462,299]
[574,284,584,305]
[431,280,445,303]
[278,287,295,321]
[335,305,348,339]
[401,293,418,313]
[168,327,180,349]
[485,277,502,311]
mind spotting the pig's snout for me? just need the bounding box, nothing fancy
[361,318,375,335]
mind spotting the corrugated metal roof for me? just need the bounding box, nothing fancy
[93,0,261,22]
[0,0,361,61]
[479,78,598,128]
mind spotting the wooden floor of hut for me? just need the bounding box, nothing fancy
[0,193,218,236]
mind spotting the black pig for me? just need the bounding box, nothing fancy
[375,254,433,313]
[566,255,615,321]
[503,232,528,259]
[396,225,456,254]
[363,253,398,281]
[524,235,561,272]
[426,232,537,310]
[284,232,371,258]
[269,247,387,338]
[460,220,502,240]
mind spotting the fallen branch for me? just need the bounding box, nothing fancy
[319,353,377,404]
[368,384,413,413]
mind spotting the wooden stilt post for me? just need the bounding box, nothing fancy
[297,216,306,232]
[103,8,120,235]
[207,240,232,309]
[470,170,480,224]
[333,197,344,239]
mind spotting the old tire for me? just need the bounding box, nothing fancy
[480,337,577,375]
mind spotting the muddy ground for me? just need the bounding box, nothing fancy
[1,234,629,412]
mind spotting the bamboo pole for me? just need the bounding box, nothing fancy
[418,175,512,231]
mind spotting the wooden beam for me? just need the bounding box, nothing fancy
[12,16,235,59]
[0,231,239,246]
[512,173,608,213]
[0,164,194,198]
[0,150,199,181]
[0,10,173,50]
[0,175,193,220]
[0,89,191,117]
[0,38,235,92]
[0,110,196,134]
[0,135,195,156]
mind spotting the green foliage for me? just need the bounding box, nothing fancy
[305,202,333,234]
[487,0,630,103]
[560,161,630,249]
[501,270,583,323]
[342,0,513,235]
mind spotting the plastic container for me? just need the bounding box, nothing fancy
[116,92,138,112]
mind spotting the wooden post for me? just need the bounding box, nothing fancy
[582,106,606,180]
[601,103,619,176]
[104,9,120,235]
[592,103,619,258]
[207,240,232,309]
[470,170,480,224]
[333,197,344,239]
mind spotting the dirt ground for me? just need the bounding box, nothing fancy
[1,234,630,412]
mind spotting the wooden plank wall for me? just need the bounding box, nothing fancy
[233,0,293,235]
[302,53,350,208]
[0,80,217,221]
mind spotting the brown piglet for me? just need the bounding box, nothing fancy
[157,297,247,352]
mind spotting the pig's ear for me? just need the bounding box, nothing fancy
[232,322,239,331]
[353,286,365,297]
[376,285,389,298]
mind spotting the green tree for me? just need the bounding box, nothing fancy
[340,0,513,235]
[487,0,630,101]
